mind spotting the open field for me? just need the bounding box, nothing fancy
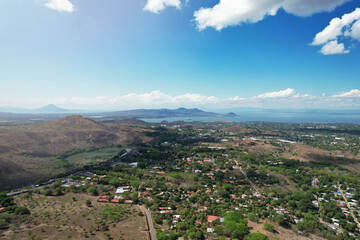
[248,220,326,240]
[61,147,125,167]
[1,193,149,240]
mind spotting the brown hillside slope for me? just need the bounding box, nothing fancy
[0,115,152,190]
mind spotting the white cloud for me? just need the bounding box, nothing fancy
[347,19,360,40]
[255,88,296,99]
[55,90,222,110]
[144,0,181,14]
[333,89,360,97]
[193,0,350,31]
[312,8,360,55]
[281,0,351,17]
[8,89,360,110]
[45,0,74,13]
[320,40,349,55]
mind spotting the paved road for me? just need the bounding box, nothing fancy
[234,160,261,195]
[139,205,157,240]
[337,182,360,229]
[7,183,54,197]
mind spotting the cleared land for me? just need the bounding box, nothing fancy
[1,193,149,240]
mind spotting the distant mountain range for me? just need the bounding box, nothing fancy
[0,104,70,114]
[0,105,238,118]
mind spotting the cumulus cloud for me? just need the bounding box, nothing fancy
[255,88,296,99]
[55,90,222,109]
[45,0,74,12]
[320,40,349,55]
[333,89,360,97]
[144,0,181,14]
[193,0,350,31]
[312,8,360,55]
[18,89,357,110]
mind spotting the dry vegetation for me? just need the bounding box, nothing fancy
[0,116,152,190]
[247,220,326,240]
[1,193,148,240]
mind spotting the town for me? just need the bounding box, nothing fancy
[1,123,360,240]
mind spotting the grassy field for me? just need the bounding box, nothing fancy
[64,147,124,166]
[1,193,149,240]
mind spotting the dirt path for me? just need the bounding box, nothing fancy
[337,182,360,229]
[139,205,157,240]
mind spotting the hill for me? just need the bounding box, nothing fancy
[101,117,148,126]
[0,115,151,190]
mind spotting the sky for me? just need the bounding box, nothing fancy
[0,0,360,111]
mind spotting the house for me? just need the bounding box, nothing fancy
[207,216,218,223]
[116,186,130,194]
[328,224,337,231]
[159,207,172,210]
[98,198,109,202]
[160,210,173,214]
[312,200,319,208]
[275,207,289,214]
[207,228,214,233]
[0,207,4,212]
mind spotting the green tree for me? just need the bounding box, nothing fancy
[85,199,92,207]
[263,223,275,233]
[87,186,98,196]
[244,232,269,240]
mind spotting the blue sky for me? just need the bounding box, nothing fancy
[0,0,360,110]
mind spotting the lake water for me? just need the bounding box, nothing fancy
[140,111,360,124]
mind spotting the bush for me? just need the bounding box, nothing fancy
[14,206,30,215]
[0,220,8,230]
[263,223,275,232]
[247,212,259,222]
[43,189,53,196]
[244,232,269,240]
[87,186,98,196]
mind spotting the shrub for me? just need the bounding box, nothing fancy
[263,223,275,232]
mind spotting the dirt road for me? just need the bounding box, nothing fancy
[337,182,360,229]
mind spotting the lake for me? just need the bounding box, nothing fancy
[140,111,360,124]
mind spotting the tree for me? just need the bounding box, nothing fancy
[109,177,121,187]
[14,206,30,215]
[188,231,204,240]
[156,230,168,240]
[85,199,92,207]
[247,212,259,222]
[244,232,269,240]
[224,215,249,238]
[275,214,288,228]
[87,186,98,196]
[263,223,275,232]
